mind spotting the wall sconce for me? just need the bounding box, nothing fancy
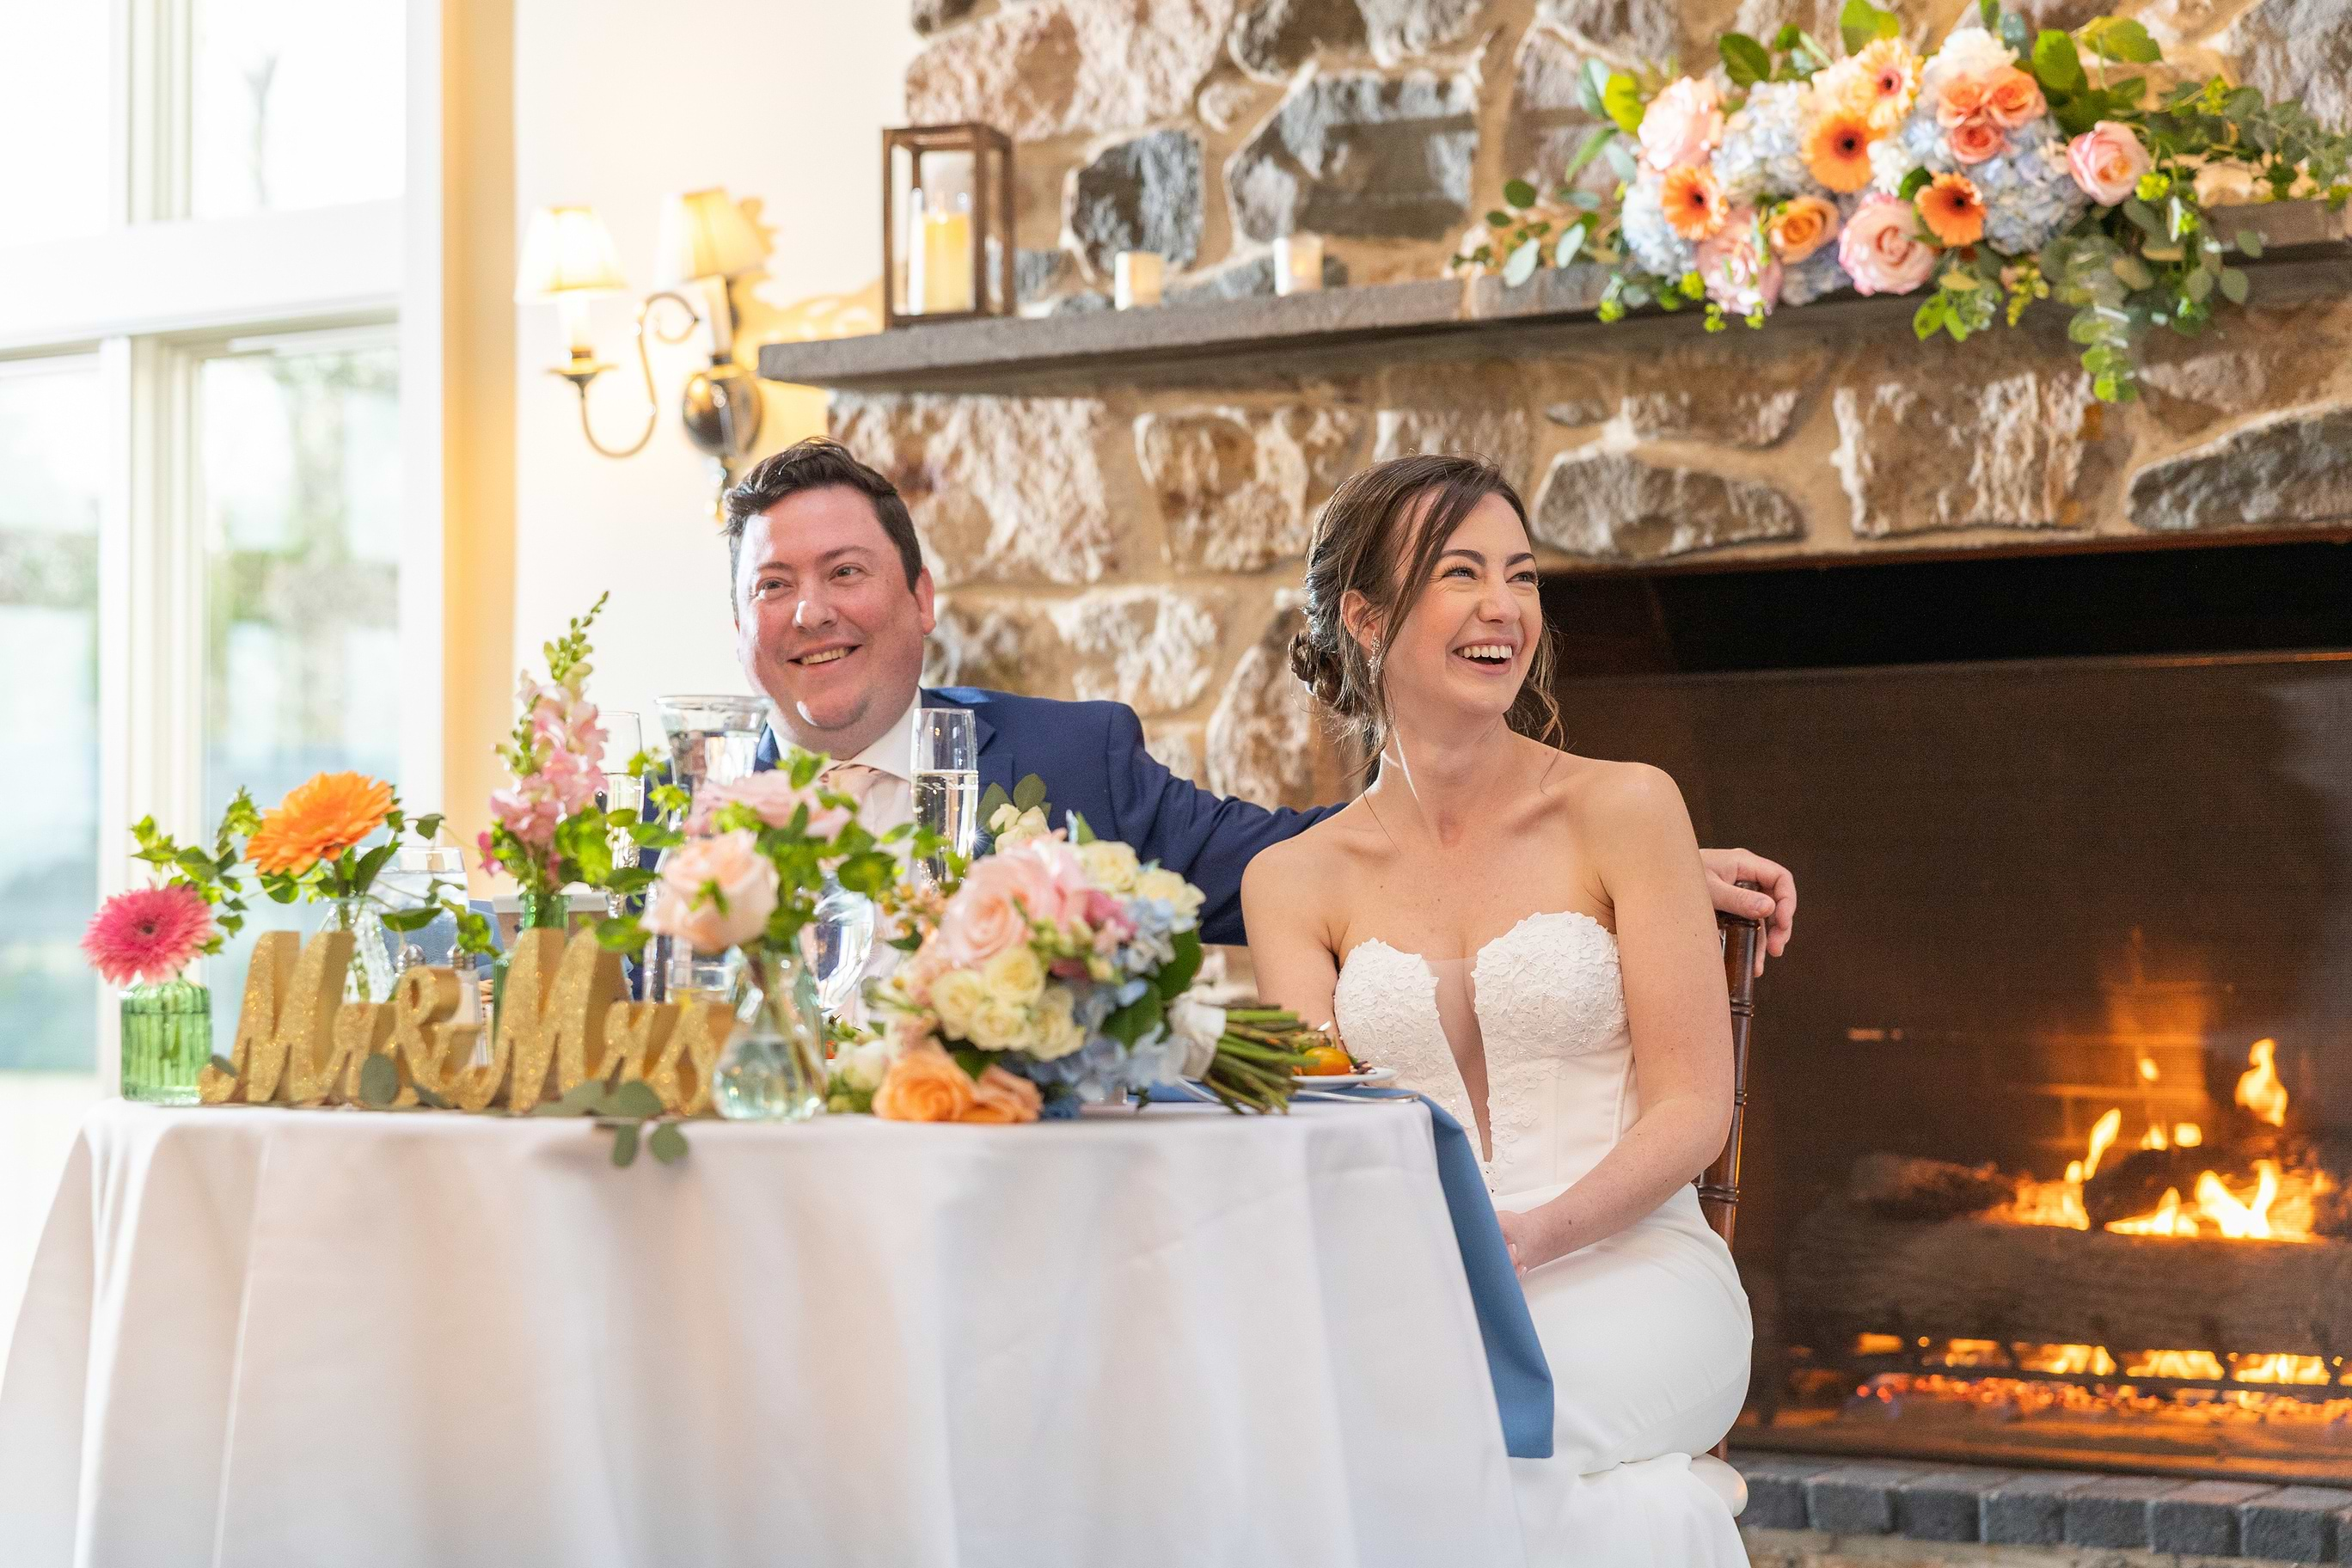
[516,188,767,488]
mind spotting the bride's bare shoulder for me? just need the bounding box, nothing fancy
[1246,797,1375,885]
[1531,745,1697,857]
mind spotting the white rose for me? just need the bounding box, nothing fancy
[836,1037,893,1093]
[1922,26,2014,94]
[933,968,987,1038]
[1078,839,1141,893]
[968,996,1031,1052]
[989,802,1051,848]
[1167,994,1227,1080]
[1135,867,1205,920]
[982,944,1046,1006]
[1031,987,1087,1061]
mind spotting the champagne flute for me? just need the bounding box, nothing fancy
[911,707,979,889]
[600,709,646,920]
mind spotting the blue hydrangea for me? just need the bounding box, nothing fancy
[1714,82,1816,205]
[1969,121,2087,253]
[1870,103,1955,193]
[1620,170,1694,279]
[1779,243,1851,306]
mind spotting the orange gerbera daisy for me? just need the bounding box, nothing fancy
[1804,109,1877,194]
[248,771,395,876]
[1916,171,1987,247]
[1661,163,1728,240]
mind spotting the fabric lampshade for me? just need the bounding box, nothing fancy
[655,187,765,285]
[514,205,628,300]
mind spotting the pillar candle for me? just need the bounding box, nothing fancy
[1275,234,1325,296]
[1114,251,1164,309]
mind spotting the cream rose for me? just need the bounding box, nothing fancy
[967,996,1030,1052]
[1032,989,1087,1062]
[932,968,988,1038]
[1134,867,1205,920]
[836,1037,894,1093]
[986,803,1051,849]
[982,944,1047,1006]
[1837,193,1938,296]
[873,1044,977,1122]
[1077,839,1141,894]
[2067,120,2152,205]
[642,829,777,954]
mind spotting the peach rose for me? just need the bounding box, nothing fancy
[1837,193,1937,297]
[1638,77,1724,172]
[1767,195,1840,265]
[1983,67,2045,130]
[1945,116,2008,165]
[1933,74,1992,129]
[873,1044,977,1122]
[2067,120,2152,205]
[959,1065,1043,1124]
[938,879,1031,968]
[965,840,1091,933]
[643,829,778,954]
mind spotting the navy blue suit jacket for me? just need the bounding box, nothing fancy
[753,687,1337,946]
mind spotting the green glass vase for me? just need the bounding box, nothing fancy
[121,978,211,1106]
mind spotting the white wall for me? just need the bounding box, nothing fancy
[511,0,918,727]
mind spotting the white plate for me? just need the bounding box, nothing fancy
[1290,1067,1396,1089]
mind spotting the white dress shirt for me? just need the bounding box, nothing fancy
[773,695,919,836]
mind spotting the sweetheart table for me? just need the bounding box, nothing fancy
[0,1098,1524,1568]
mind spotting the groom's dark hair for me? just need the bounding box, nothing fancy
[721,438,927,605]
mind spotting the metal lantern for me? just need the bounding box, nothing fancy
[883,123,1014,328]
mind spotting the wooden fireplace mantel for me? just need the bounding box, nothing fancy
[757,202,2352,395]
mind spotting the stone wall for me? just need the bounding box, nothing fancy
[840,0,2352,805]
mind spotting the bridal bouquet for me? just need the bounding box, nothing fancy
[859,813,1317,1121]
[1458,0,2352,401]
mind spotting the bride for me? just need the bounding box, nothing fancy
[1241,454,1752,1564]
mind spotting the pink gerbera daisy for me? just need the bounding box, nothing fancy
[82,885,216,987]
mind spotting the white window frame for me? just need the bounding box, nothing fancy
[0,0,445,1087]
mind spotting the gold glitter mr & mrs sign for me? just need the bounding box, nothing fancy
[195,929,735,1115]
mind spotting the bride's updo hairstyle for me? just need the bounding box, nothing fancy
[1288,452,1563,762]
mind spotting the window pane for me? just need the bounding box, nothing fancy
[0,359,104,1070]
[199,340,401,1036]
[190,0,404,220]
[0,4,108,243]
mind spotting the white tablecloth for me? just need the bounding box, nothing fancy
[0,1099,1523,1568]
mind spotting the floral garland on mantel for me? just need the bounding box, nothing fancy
[1455,0,2352,401]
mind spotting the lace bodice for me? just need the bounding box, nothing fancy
[1333,910,1636,1196]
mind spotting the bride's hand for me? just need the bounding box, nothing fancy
[1496,1210,1532,1277]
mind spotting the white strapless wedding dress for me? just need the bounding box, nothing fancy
[1334,910,1752,1565]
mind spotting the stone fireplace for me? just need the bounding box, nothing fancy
[759,0,2352,1554]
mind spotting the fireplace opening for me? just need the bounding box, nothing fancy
[1544,537,2352,1483]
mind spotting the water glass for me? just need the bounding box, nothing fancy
[804,881,878,1016]
[651,695,768,998]
[601,709,647,918]
[911,707,978,886]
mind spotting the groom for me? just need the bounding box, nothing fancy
[727,438,1797,956]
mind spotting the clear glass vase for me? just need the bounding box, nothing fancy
[322,897,396,1003]
[121,978,211,1106]
[713,952,828,1123]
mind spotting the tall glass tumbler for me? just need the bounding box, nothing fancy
[911,707,979,889]
[652,695,770,1001]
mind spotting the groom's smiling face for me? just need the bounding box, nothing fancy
[734,485,935,755]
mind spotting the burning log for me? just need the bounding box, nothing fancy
[1785,1199,2352,1358]
[1848,1153,2014,1221]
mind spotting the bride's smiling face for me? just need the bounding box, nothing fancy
[1349,491,1542,727]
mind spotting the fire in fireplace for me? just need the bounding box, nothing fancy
[1544,537,2352,1484]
